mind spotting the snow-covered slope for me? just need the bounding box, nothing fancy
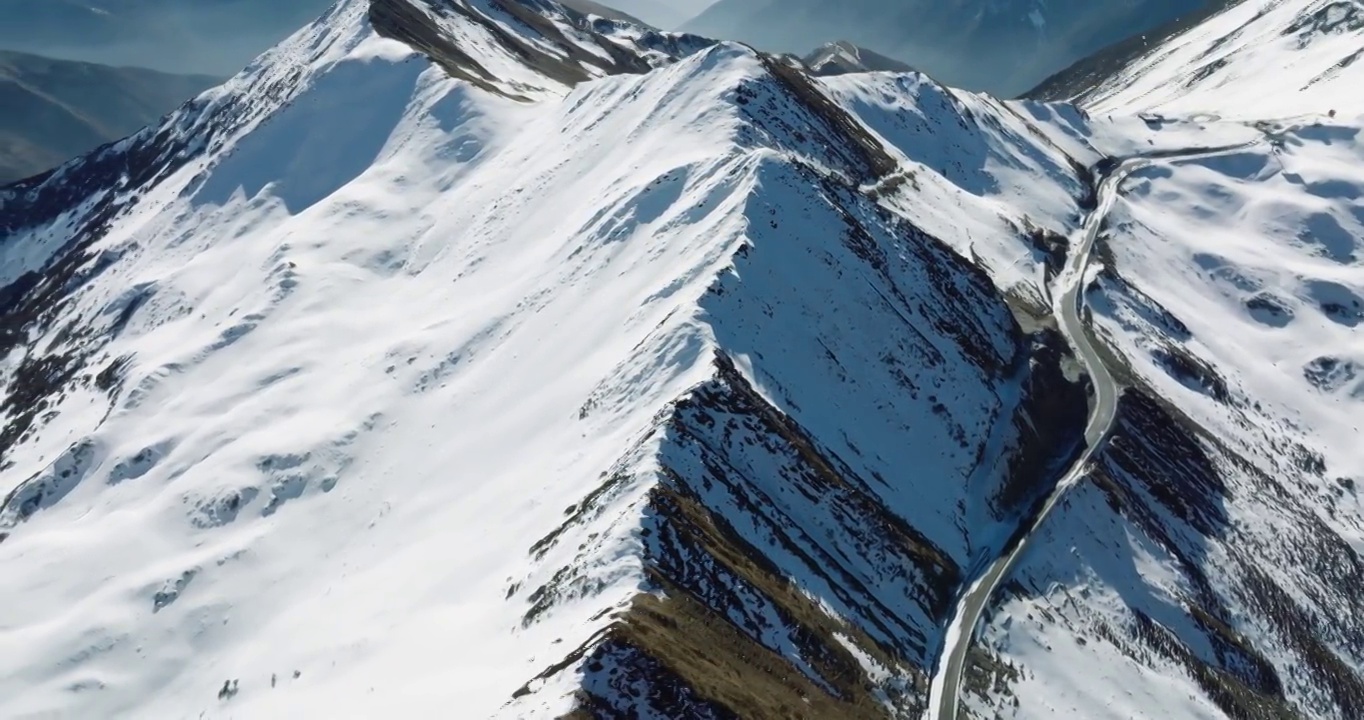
[1047,0,1364,118]
[3,0,1362,718]
[949,2,1364,715]
[0,0,1106,716]
[960,119,1364,720]
[964,114,1364,720]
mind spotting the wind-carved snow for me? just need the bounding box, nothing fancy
[945,1,1364,710]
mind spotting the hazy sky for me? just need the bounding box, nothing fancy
[0,0,721,75]
[0,0,344,74]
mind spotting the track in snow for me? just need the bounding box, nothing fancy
[928,140,1265,720]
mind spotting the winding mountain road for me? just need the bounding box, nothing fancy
[927,140,1262,720]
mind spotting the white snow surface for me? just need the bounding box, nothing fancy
[0,0,1096,717]
[2,0,1363,718]
[969,121,1364,719]
[1087,0,1364,118]
[0,4,753,717]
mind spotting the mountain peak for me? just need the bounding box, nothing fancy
[3,1,1364,719]
[0,1,1089,715]
[802,40,915,76]
[367,0,714,97]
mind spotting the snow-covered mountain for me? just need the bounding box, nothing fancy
[956,1,1364,718]
[680,0,1221,97]
[0,0,1087,715]
[964,114,1364,720]
[0,0,1361,718]
[1079,0,1364,117]
[802,41,914,76]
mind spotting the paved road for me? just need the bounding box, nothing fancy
[927,139,1261,720]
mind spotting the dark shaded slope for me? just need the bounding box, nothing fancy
[969,385,1364,718]
[508,56,1092,715]
[803,41,915,76]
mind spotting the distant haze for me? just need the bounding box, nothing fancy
[0,49,220,183]
[0,0,335,75]
[682,0,1216,97]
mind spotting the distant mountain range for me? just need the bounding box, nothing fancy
[0,0,334,75]
[681,0,1222,97]
[802,41,914,76]
[0,50,217,184]
[1024,0,1242,101]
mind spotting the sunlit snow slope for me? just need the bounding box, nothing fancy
[0,0,1104,717]
[955,1,1364,718]
[3,0,1362,718]
[1082,0,1364,117]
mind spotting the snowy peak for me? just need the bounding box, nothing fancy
[0,0,1108,715]
[368,0,713,97]
[801,40,915,76]
[5,0,1363,719]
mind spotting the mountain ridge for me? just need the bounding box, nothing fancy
[1,0,1362,717]
[0,2,1092,714]
[802,41,915,76]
